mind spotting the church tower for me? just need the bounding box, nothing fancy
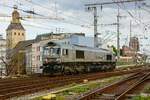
[6,6,25,50]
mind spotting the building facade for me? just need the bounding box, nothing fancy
[0,35,6,77]
[122,36,140,57]
[122,45,135,57]
[6,7,25,50]
[129,37,139,52]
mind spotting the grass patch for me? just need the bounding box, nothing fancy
[56,76,124,99]
[132,95,150,100]
[131,85,150,100]
[31,76,126,100]
[116,61,134,66]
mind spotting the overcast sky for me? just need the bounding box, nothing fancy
[0,0,150,52]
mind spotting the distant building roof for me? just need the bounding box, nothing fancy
[35,32,85,41]
[6,23,25,31]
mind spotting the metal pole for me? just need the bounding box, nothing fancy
[117,7,120,60]
[93,7,98,48]
[130,20,132,39]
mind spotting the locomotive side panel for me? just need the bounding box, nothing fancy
[60,48,113,63]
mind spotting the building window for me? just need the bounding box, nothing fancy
[18,33,20,35]
[37,56,40,61]
[14,32,16,35]
[32,56,35,60]
[37,46,40,51]
[63,49,68,55]
[106,55,112,60]
[22,33,24,36]
[76,50,84,59]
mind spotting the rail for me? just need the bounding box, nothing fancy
[78,71,150,100]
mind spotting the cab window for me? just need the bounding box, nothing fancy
[63,49,68,55]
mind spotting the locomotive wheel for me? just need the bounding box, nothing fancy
[64,69,72,75]
[43,66,54,75]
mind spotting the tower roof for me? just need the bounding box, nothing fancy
[6,23,25,31]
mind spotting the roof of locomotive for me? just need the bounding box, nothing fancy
[44,41,112,54]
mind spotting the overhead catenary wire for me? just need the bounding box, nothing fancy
[114,0,145,25]
[0,3,44,17]
[119,1,150,31]
[23,0,91,25]
[0,3,92,29]
[0,3,64,21]
[140,6,150,15]
[0,18,92,36]
[103,33,117,44]
[0,13,61,29]
[0,18,56,31]
[119,0,150,36]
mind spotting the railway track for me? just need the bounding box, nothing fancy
[78,71,150,100]
[0,65,149,99]
[125,77,150,97]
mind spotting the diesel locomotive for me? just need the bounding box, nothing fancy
[41,41,116,75]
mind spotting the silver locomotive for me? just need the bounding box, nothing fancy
[41,41,116,75]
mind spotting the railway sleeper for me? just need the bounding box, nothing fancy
[98,93,116,99]
[94,94,116,100]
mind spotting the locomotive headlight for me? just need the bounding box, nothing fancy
[44,58,48,63]
[56,58,61,62]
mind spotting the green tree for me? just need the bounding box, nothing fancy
[111,45,117,56]
[120,49,123,56]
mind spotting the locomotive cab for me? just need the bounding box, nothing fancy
[42,42,62,75]
[43,42,61,65]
